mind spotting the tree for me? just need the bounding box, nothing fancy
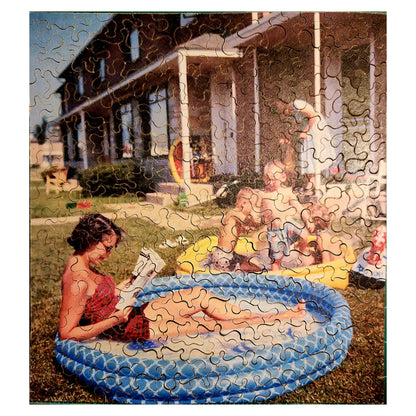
[33,117,48,145]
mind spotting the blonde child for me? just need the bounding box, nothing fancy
[306,203,345,263]
[261,160,315,271]
[209,187,266,272]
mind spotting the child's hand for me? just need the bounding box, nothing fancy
[117,278,132,289]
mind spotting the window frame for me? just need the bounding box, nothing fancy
[129,28,140,62]
[77,73,84,97]
[180,13,197,27]
[148,86,170,157]
[120,102,134,158]
[99,57,106,82]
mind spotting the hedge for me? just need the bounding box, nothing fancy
[79,161,154,197]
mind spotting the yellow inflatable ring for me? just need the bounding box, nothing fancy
[176,235,356,290]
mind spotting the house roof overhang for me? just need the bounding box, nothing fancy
[56,12,318,122]
[225,12,303,48]
[56,33,243,121]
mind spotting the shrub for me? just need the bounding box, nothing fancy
[79,161,155,197]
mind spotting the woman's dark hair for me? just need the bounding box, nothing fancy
[67,214,125,252]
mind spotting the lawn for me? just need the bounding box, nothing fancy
[29,209,385,404]
[30,179,146,218]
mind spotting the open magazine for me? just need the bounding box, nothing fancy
[116,248,166,310]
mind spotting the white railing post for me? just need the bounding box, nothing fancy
[78,110,88,169]
[178,51,192,189]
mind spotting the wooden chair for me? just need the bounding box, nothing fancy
[45,167,69,195]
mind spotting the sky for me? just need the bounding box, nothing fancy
[29,12,113,132]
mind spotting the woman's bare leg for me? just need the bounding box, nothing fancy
[145,287,306,340]
[148,303,306,339]
[145,286,255,322]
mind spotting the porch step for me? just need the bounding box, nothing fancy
[156,182,181,194]
[146,192,178,206]
[145,182,214,207]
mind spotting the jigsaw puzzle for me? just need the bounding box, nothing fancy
[30,11,386,404]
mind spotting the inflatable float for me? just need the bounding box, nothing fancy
[55,273,352,404]
[168,138,210,183]
[176,236,356,290]
[350,224,386,288]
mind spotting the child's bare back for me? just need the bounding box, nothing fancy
[261,187,302,230]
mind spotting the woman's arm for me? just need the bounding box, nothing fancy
[115,278,132,296]
[58,277,132,341]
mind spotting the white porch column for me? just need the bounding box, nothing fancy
[314,12,321,113]
[314,12,322,191]
[78,110,88,169]
[253,48,261,174]
[178,51,192,189]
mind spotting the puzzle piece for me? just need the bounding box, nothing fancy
[30,12,386,404]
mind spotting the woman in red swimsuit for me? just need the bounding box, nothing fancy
[59,214,306,342]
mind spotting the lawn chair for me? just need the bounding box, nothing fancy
[45,167,69,195]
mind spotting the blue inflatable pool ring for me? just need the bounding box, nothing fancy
[54,273,352,404]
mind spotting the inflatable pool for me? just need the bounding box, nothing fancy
[54,273,352,404]
[168,138,210,184]
[176,236,355,290]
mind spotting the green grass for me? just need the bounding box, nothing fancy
[30,180,228,219]
[30,181,149,219]
[30,211,385,404]
[30,216,220,402]
[29,176,385,404]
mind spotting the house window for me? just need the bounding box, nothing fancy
[78,74,84,96]
[66,121,81,161]
[120,103,134,158]
[130,28,140,62]
[149,87,170,156]
[341,44,371,174]
[67,128,74,160]
[180,13,197,27]
[100,58,106,82]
